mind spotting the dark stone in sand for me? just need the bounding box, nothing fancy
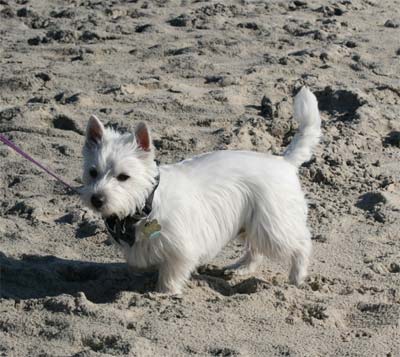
[135,24,152,33]
[345,40,357,48]
[16,7,31,17]
[168,14,191,27]
[27,36,41,46]
[384,19,399,28]
[205,75,224,84]
[35,72,51,82]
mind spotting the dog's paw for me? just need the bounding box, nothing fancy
[224,260,259,277]
[223,266,254,278]
[155,281,182,295]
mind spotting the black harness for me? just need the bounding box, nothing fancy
[104,175,160,246]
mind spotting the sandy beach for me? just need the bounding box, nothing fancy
[0,0,399,355]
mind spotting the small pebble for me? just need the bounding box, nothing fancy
[345,40,357,48]
[27,36,41,46]
[35,72,51,82]
[384,19,400,28]
[389,262,400,273]
[168,14,190,27]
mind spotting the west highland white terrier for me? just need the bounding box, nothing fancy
[81,87,321,294]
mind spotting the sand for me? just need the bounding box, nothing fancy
[0,0,399,356]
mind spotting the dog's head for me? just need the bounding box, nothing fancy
[81,115,158,218]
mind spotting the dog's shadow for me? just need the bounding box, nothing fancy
[0,252,270,302]
[0,252,157,303]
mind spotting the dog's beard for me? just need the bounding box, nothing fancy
[81,146,157,219]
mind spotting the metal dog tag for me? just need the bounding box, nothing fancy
[142,219,161,239]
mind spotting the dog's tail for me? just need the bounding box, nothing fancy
[284,87,321,168]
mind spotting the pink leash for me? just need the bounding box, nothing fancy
[0,133,78,194]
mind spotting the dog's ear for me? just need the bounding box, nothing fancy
[86,115,104,146]
[135,122,151,152]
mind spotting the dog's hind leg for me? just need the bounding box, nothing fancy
[288,238,311,286]
[247,210,312,286]
[225,249,263,276]
[224,234,263,276]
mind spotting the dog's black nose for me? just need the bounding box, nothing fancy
[91,194,105,208]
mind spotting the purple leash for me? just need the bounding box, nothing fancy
[0,133,78,194]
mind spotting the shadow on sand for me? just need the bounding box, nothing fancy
[0,252,271,302]
[0,252,157,303]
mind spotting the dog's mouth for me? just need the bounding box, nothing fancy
[104,213,118,224]
[104,214,119,232]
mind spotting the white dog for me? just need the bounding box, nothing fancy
[81,87,321,294]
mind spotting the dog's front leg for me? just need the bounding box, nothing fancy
[156,259,194,294]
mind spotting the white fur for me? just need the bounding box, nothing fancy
[284,87,321,167]
[81,87,321,294]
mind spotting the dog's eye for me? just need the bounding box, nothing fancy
[89,168,98,178]
[117,174,130,182]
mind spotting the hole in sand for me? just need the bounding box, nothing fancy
[53,115,83,134]
[314,87,365,121]
[356,192,386,212]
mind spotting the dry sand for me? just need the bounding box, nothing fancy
[0,0,400,356]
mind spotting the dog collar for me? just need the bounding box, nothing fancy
[104,174,160,246]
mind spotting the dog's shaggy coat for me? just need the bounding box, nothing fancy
[81,87,321,293]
